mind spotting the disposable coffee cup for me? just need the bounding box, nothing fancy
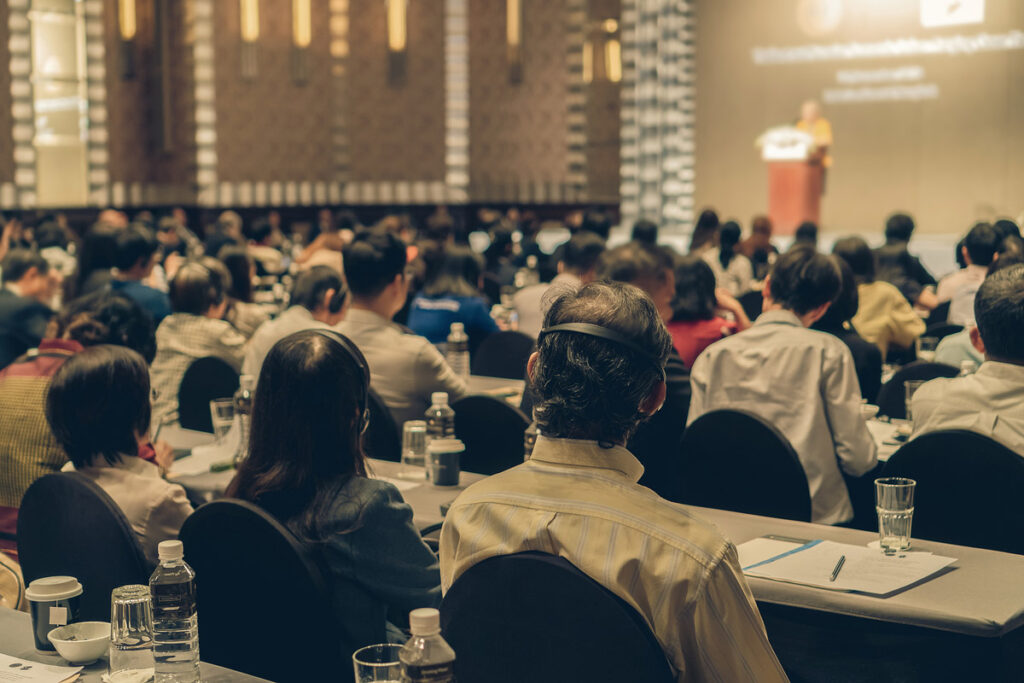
[428,439,464,487]
[25,576,83,651]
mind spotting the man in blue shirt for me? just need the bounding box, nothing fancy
[110,225,171,325]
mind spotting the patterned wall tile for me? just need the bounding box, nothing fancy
[0,4,14,185]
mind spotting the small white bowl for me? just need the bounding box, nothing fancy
[47,621,110,664]
[860,404,880,420]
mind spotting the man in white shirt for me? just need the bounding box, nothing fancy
[912,262,1024,454]
[688,246,878,524]
[242,266,347,377]
[336,231,466,425]
[937,222,1000,326]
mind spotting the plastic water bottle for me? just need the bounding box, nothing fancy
[232,375,255,465]
[399,608,456,683]
[149,541,200,683]
[425,392,455,441]
[445,323,470,378]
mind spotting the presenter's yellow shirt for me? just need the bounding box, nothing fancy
[797,117,833,167]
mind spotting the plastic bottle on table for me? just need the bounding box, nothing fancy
[425,392,456,442]
[399,608,456,683]
[445,323,470,378]
[232,375,256,465]
[149,541,200,683]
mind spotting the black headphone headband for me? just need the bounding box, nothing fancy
[311,329,371,409]
[538,322,666,379]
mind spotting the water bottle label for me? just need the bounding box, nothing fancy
[401,662,456,682]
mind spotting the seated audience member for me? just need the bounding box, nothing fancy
[337,231,466,425]
[35,221,77,279]
[110,225,172,325]
[994,218,1021,245]
[688,208,720,255]
[793,221,818,248]
[216,248,270,338]
[811,258,883,402]
[228,330,439,647]
[150,260,247,426]
[47,345,192,565]
[69,223,119,300]
[296,210,352,274]
[204,211,244,259]
[440,281,787,682]
[667,255,749,368]
[874,212,938,309]
[631,219,659,246]
[243,218,284,276]
[514,231,605,339]
[0,291,158,556]
[738,215,778,281]
[703,221,754,296]
[689,246,878,524]
[0,250,59,369]
[407,246,499,349]
[911,262,1024,452]
[482,228,517,289]
[937,222,1001,326]
[833,236,925,357]
[243,266,347,377]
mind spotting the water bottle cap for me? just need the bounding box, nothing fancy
[431,392,449,406]
[409,608,441,635]
[158,540,184,562]
[450,322,465,333]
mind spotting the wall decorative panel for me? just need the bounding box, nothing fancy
[7,0,34,207]
[0,2,15,192]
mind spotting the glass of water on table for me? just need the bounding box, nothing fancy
[903,380,926,423]
[875,477,915,554]
[209,399,235,442]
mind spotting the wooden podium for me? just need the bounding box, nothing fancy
[758,126,822,236]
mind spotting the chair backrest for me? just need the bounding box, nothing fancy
[680,409,811,521]
[17,472,149,621]
[177,356,240,432]
[441,552,674,683]
[470,331,536,379]
[883,430,1024,554]
[451,395,530,475]
[924,322,964,342]
[738,290,764,323]
[925,300,951,327]
[364,387,401,462]
[179,499,350,683]
[875,361,959,419]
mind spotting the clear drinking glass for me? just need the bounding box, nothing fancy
[916,336,939,362]
[353,643,402,683]
[875,477,916,554]
[209,399,235,441]
[398,420,428,479]
[904,380,926,422]
[109,584,155,681]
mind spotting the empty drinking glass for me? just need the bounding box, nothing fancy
[109,584,155,682]
[398,420,428,480]
[875,477,916,555]
[209,399,235,441]
[916,336,939,362]
[904,380,926,422]
[353,643,402,683]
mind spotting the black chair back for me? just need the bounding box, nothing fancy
[470,331,535,379]
[441,552,674,683]
[178,356,240,432]
[17,473,149,621]
[876,361,959,419]
[680,409,811,521]
[364,387,401,462]
[179,500,350,683]
[883,430,1024,554]
[924,322,964,341]
[452,395,529,475]
[925,300,951,327]
[738,290,763,323]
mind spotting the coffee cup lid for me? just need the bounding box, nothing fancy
[427,438,465,454]
[25,576,83,602]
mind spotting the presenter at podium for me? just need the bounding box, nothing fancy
[796,100,832,191]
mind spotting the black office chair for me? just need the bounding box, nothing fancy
[17,473,150,621]
[679,409,811,521]
[925,300,951,326]
[738,290,764,323]
[179,500,354,683]
[441,552,674,683]
[364,387,401,462]
[452,395,529,475]
[875,361,959,419]
[924,322,964,342]
[177,356,240,433]
[471,331,535,379]
[882,431,1024,555]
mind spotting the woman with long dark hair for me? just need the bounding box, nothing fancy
[226,329,439,646]
[702,221,754,296]
[216,247,269,338]
[407,245,499,349]
[667,255,748,367]
[688,208,720,255]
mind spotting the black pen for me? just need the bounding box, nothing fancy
[830,555,846,582]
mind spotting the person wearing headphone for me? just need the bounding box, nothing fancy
[149,257,248,427]
[227,329,440,649]
[241,265,348,377]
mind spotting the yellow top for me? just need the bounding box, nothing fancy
[796,117,833,167]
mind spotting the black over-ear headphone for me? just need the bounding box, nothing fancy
[538,322,667,382]
[313,329,371,432]
[328,281,349,315]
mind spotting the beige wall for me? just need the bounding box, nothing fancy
[694,0,1024,235]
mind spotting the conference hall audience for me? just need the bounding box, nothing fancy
[150,259,247,426]
[296,209,353,273]
[407,245,499,350]
[738,215,778,281]
[630,219,659,246]
[911,262,1024,453]
[110,225,172,325]
[337,231,466,426]
[936,221,1001,326]
[243,218,285,276]
[702,220,754,296]
[833,236,925,357]
[689,246,878,525]
[35,221,77,279]
[228,330,440,649]
[874,212,938,309]
[687,208,720,255]
[440,281,788,682]
[667,255,749,368]
[217,247,271,338]
[204,211,244,260]
[0,250,60,369]
[70,223,120,299]
[47,345,192,566]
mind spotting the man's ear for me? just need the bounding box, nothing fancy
[969,326,986,356]
[805,301,831,326]
[526,351,539,382]
[321,288,336,312]
[761,277,772,310]
[640,379,667,416]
